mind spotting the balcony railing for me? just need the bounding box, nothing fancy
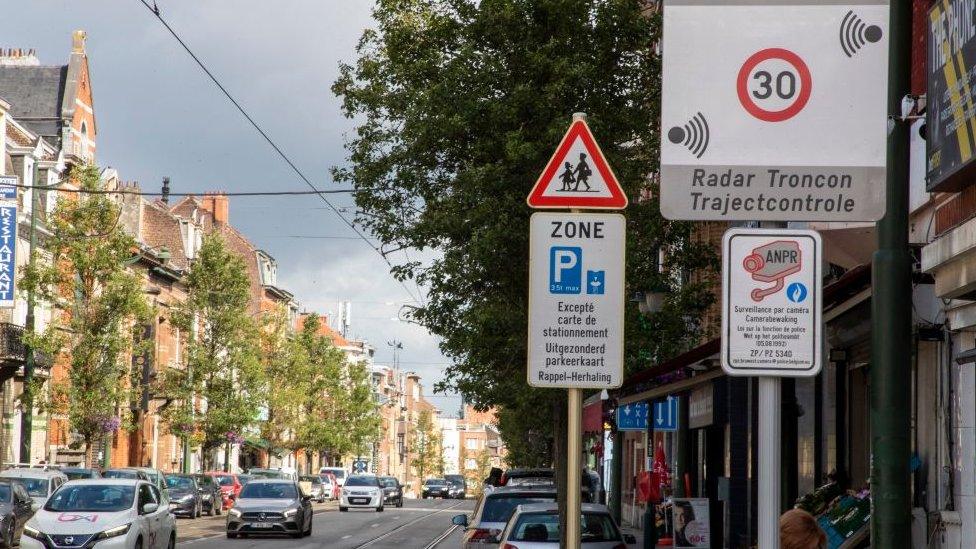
[0,323,51,370]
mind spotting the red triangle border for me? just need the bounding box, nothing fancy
[526,120,628,210]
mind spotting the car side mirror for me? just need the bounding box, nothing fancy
[141,503,159,515]
[451,514,468,527]
[624,534,637,544]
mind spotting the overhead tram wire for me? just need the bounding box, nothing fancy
[1,182,369,197]
[133,0,423,305]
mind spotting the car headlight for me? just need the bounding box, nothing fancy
[228,508,242,517]
[179,494,194,502]
[96,524,130,540]
[23,525,43,541]
[283,508,298,518]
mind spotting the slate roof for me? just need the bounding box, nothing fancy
[0,65,67,138]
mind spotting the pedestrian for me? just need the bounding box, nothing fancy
[779,508,827,549]
[559,162,575,191]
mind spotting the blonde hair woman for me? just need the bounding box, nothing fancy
[780,509,827,549]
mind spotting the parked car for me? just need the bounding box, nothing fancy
[192,473,223,516]
[494,503,635,548]
[319,467,347,487]
[339,474,384,512]
[445,474,467,499]
[21,479,176,549]
[501,469,555,487]
[299,475,327,503]
[128,467,169,498]
[378,476,403,508]
[454,486,557,549]
[421,478,451,499]
[208,472,243,509]
[248,468,297,482]
[237,474,255,486]
[101,468,152,482]
[0,469,68,509]
[60,468,101,481]
[165,474,202,518]
[226,479,312,539]
[0,479,37,547]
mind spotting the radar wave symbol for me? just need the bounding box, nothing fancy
[840,10,883,58]
[667,112,710,159]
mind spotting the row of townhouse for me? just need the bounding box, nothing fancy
[0,31,402,475]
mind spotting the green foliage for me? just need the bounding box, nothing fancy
[334,0,717,465]
[465,447,493,498]
[410,409,441,482]
[20,164,151,464]
[164,233,264,456]
[259,306,308,455]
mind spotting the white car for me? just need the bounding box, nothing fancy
[21,479,176,549]
[0,468,68,509]
[339,475,384,512]
[494,503,635,549]
[319,467,347,487]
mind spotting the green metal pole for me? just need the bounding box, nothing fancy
[609,429,623,525]
[870,0,912,546]
[19,161,40,464]
[182,436,191,473]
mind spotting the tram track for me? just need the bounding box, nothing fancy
[352,500,465,549]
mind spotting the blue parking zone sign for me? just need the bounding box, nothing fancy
[549,246,582,294]
[616,402,648,431]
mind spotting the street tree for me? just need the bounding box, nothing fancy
[164,233,264,469]
[333,0,716,466]
[21,164,152,467]
[259,306,307,462]
[410,409,441,483]
[292,313,346,472]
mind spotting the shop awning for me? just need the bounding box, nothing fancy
[582,397,603,434]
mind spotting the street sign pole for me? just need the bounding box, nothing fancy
[871,0,912,545]
[758,377,781,549]
[567,386,583,549]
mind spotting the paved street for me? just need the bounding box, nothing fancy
[178,498,474,549]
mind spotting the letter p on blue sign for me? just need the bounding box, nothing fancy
[549,247,582,294]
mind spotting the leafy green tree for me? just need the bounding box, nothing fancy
[259,306,307,460]
[292,314,346,472]
[333,0,716,465]
[21,164,152,467]
[465,448,493,498]
[331,359,380,460]
[411,409,441,483]
[163,233,264,469]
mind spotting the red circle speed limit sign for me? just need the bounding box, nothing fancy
[736,48,812,122]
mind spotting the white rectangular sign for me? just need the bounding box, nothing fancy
[528,212,625,389]
[660,0,889,221]
[722,228,822,377]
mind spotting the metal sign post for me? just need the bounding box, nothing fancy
[527,113,627,549]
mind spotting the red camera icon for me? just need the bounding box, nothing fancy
[742,240,802,302]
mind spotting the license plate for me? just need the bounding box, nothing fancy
[251,522,273,529]
[351,498,368,504]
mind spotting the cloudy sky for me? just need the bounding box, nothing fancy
[1,0,461,415]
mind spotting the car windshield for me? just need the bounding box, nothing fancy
[511,512,620,543]
[381,478,398,488]
[0,485,11,502]
[249,470,288,480]
[165,476,195,490]
[425,479,446,486]
[64,470,93,480]
[344,476,377,487]
[214,475,235,486]
[239,483,297,499]
[300,476,320,484]
[45,485,135,513]
[482,495,556,523]
[102,470,138,480]
[9,477,49,497]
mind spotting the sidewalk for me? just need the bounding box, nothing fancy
[622,526,671,549]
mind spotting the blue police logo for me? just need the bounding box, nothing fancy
[549,247,582,294]
[786,282,808,303]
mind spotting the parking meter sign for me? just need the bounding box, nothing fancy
[722,228,821,377]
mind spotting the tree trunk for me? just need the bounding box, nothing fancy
[223,442,231,472]
[84,439,94,469]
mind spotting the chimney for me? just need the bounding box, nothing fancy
[72,30,87,54]
[202,192,229,225]
[161,177,170,205]
[0,48,40,66]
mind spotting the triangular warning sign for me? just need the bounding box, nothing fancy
[527,120,628,210]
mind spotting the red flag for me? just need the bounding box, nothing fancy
[649,442,669,502]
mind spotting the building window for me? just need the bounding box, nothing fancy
[465,459,476,470]
[466,438,478,450]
